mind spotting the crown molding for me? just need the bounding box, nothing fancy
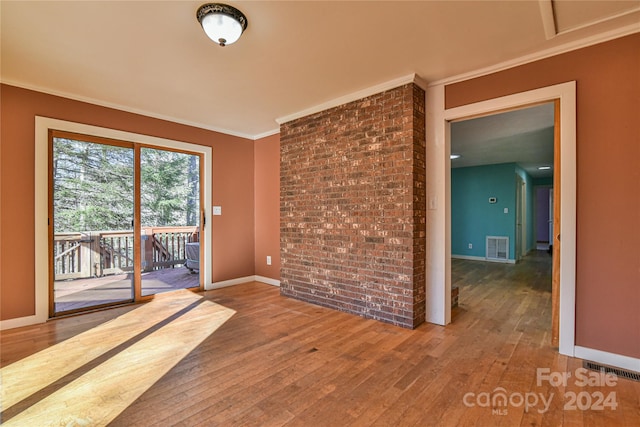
[0,79,257,140]
[252,128,280,140]
[276,73,426,126]
[430,21,640,87]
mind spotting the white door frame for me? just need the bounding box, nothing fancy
[425,81,576,357]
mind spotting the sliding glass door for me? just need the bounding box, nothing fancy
[140,147,201,297]
[50,132,203,316]
[51,134,135,314]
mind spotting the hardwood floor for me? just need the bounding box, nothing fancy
[2,252,639,426]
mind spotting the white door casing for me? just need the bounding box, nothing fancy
[425,81,576,357]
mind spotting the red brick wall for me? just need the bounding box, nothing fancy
[280,83,426,328]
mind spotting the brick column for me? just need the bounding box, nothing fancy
[280,83,426,328]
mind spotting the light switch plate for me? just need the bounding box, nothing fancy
[428,196,437,210]
[213,206,222,216]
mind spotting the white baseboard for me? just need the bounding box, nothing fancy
[206,275,256,290]
[451,255,486,262]
[574,346,640,373]
[0,313,48,331]
[205,275,280,290]
[451,254,516,264]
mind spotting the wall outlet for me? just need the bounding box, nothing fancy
[266,256,272,265]
[213,206,222,216]
[468,243,473,249]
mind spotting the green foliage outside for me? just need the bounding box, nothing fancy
[53,138,199,233]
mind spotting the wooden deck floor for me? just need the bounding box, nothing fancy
[2,251,639,426]
[54,266,200,313]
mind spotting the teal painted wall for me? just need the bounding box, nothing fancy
[451,163,517,259]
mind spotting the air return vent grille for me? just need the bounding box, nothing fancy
[486,236,509,261]
[583,361,640,382]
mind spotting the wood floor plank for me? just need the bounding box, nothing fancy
[2,251,639,426]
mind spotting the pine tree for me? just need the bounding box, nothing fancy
[53,138,200,232]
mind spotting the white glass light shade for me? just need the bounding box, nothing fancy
[201,13,243,46]
[197,4,248,47]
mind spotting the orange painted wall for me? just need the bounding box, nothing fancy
[445,34,640,358]
[0,84,255,320]
[254,134,281,280]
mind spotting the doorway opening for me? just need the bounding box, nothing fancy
[448,101,556,344]
[425,81,576,356]
[449,102,554,264]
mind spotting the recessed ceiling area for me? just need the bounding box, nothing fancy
[1,1,638,138]
[450,103,555,178]
[553,0,639,33]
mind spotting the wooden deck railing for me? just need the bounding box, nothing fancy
[142,226,199,271]
[53,226,199,280]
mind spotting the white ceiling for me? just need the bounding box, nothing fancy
[1,1,639,138]
[451,103,555,178]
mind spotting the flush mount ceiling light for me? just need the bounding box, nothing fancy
[538,166,552,170]
[450,154,461,160]
[197,3,248,47]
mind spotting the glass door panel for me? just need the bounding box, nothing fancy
[52,137,134,314]
[140,147,201,296]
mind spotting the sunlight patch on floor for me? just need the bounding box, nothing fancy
[1,291,234,426]
[2,290,201,409]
